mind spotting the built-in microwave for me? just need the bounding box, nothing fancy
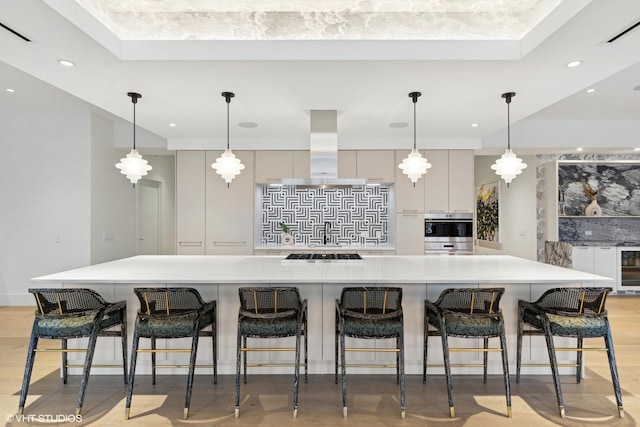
[424,213,473,255]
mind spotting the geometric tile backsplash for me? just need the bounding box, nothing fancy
[259,185,390,246]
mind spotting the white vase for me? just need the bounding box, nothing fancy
[282,233,293,245]
[584,200,602,216]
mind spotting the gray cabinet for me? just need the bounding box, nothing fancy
[424,150,473,213]
[176,151,206,254]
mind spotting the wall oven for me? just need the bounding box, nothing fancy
[424,212,473,255]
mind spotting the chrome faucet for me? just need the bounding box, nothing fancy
[323,221,331,245]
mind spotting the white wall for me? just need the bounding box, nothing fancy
[0,107,92,305]
[474,155,538,260]
[142,154,176,255]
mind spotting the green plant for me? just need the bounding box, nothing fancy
[279,222,290,233]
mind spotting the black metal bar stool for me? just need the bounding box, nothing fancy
[125,287,216,420]
[235,287,307,418]
[424,287,511,418]
[335,287,405,418]
[516,287,623,418]
[19,288,127,416]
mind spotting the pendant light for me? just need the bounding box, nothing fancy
[398,91,431,186]
[491,92,527,186]
[115,92,152,186]
[211,91,245,186]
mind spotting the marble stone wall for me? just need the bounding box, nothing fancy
[536,154,640,262]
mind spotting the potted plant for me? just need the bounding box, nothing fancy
[279,222,293,245]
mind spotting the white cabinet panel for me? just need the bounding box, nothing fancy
[338,150,357,178]
[571,246,594,273]
[176,151,206,254]
[255,150,293,182]
[293,151,310,178]
[356,150,395,183]
[206,151,254,255]
[423,150,449,213]
[448,150,474,213]
[395,213,424,255]
[593,246,617,282]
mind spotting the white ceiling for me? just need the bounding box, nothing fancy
[0,0,639,154]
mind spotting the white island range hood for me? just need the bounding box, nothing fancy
[281,110,366,188]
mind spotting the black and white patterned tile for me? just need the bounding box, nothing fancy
[259,185,389,245]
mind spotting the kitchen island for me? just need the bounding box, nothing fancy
[31,255,612,376]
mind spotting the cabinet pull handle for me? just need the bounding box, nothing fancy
[600,247,612,250]
[428,210,444,213]
[401,209,418,214]
[367,178,384,182]
[213,241,247,247]
[179,241,203,247]
[453,210,470,213]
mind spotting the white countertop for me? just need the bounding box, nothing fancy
[31,255,612,285]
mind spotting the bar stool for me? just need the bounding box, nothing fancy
[19,288,127,415]
[335,287,405,418]
[516,287,623,418]
[235,287,307,418]
[125,287,216,420]
[424,287,511,418]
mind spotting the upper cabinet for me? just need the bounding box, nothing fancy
[424,150,474,213]
[176,151,206,254]
[255,150,293,182]
[205,151,254,255]
[356,150,395,183]
[395,149,425,213]
[338,150,357,178]
[293,151,310,178]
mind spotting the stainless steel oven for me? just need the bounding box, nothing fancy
[424,213,473,255]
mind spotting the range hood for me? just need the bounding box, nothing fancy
[281,110,366,188]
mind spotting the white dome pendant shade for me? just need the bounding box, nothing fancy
[115,92,152,186]
[212,91,245,186]
[398,91,431,186]
[491,92,526,185]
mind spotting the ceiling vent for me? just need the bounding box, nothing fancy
[0,22,31,42]
[607,20,640,43]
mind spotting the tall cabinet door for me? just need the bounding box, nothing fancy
[176,151,206,254]
[206,151,254,255]
[423,150,449,213]
[448,150,474,213]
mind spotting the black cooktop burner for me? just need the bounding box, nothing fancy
[285,253,362,260]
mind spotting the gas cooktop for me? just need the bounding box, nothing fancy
[284,253,363,261]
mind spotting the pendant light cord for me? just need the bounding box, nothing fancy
[132,99,136,150]
[226,98,230,150]
[409,91,421,150]
[507,99,510,150]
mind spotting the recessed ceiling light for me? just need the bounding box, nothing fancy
[576,147,584,151]
[566,60,582,68]
[389,122,408,128]
[634,148,640,152]
[586,88,595,93]
[57,59,75,67]
[169,123,177,127]
[471,123,479,127]
[6,88,15,93]
[238,122,258,128]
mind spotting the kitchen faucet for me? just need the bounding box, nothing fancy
[323,221,331,245]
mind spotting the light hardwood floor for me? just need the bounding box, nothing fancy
[1,296,638,426]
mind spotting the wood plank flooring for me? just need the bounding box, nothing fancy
[1,296,638,426]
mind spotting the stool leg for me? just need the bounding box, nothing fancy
[18,329,38,415]
[576,337,583,383]
[399,328,406,419]
[340,323,347,418]
[125,331,140,420]
[423,310,429,384]
[212,327,218,385]
[542,319,565,417]
[441,329,455,418]
[62,338,68,384]
[396,336,400,385]
[234,327,242,418]
[76,331,100,415]
[151,337,157,385]
[184,334,199,419]
[500,326,512,418]
[335,308,339,384]
[293,330,301,418]
[604,326,624,417]
[516,305,524,384]
[483,337,489,384]
[243,336,248,384]
[120,315,128,385]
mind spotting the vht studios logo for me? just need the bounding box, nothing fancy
[6,413,83,423]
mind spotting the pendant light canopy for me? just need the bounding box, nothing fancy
[491,92,527,185]
[398,91,431,186]
[211,91,245,186]
[115,92,152,186]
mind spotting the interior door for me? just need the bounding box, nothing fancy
[137,179,160,255]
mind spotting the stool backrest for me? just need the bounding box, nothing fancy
[238,287,301,316]
[133,287,205,315]
[29,288,106,316]
[340,287,402,316]
[435,288,505,314]
[534,287,611,316]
